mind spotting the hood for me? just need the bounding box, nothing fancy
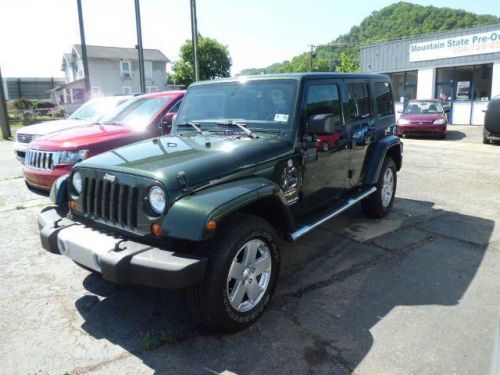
[15,118,91,137]
[32,124,142,151]
[399,113,445,122]
[78,133,291,190]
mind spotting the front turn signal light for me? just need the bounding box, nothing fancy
[206,220,217,231]
[151,222,162,237]
[68,200,77,211]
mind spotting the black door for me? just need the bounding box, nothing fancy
[345,80,374,186]
[299,79,350,210]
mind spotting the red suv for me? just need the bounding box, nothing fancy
[23,91,184,192]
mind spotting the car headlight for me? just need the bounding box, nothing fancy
[58,150,89,164]
[72,172,82,194]
[433,118,446,125]
[398,119,410,125]
[149,186,166,214]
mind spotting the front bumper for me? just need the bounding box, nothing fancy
[397,124,446,136]
[23,165,72,191]
[38,207,207,290]
[484,129,500,141]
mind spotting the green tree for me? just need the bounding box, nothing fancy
[335,51,359,72]
[172,37,232,87]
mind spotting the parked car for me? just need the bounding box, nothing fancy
[14,96,131,161]
[24,91,184,192]
[483,95,500,144]
[396,99,448,139]
[38,73,402,332]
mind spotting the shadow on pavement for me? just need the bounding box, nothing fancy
[74,197,493,374]
[403,130,466,141]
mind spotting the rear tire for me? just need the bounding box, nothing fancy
[362,157,397,218]
[188,214,280,333]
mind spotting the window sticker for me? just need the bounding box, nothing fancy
[274,114,289,122]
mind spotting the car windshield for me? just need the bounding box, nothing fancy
[98,97,171,129]
[404,102,444,114]
[173,79,297,133]
[69,97,127,121]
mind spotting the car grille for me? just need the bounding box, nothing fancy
[16,133,37,143]
[81,176,140,229]
[410,121,433,125]
[25,150,59,171]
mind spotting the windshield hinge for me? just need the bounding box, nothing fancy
[177,171,191,192]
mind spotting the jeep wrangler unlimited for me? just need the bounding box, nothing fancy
[38,73,402,333]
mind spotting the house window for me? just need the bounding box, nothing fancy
[122,86,131,95]
[146,86,158,93]
[120,61,131,78]
[389,71,417,103]
[91,86,101,96]
[145,61,153,79]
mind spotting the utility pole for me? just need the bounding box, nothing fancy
[134,0,146,93]
[190,0,200,82]
[0,67,11,140]
[76,0,91,99]
[308,45,316,72]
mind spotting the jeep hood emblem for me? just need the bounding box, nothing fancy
[103,173,116,182]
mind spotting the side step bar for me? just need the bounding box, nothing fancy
[286,187,377,242]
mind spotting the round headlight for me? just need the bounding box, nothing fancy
[149,186,166,214]
[72,172,82,194]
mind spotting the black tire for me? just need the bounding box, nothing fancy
[361,157,397,218]
[188,213,280,333]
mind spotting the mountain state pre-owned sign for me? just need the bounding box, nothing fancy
[409,29,500,62]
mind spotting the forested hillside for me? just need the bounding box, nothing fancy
[238,2,499,75]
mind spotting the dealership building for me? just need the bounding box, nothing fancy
[361,23,500,125]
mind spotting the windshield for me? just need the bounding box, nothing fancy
[69,97,127,121]
[98,97,171,129]
[174,79,297,132]
[404,101,444,114]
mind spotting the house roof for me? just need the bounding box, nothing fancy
[72,45,169,62]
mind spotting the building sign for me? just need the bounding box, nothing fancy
[409,30,500,62]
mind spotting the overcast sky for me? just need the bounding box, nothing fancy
[0,0,499,78]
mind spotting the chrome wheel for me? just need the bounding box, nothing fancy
[381,167,394,208]
[226,239,272,313]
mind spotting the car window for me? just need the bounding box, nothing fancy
[168,100,182,113]
[305,83,342,124]
[347,82,371,120]
[373,82,394,117]
[404,102,444,114]
[69,98,126,121]
[99,97,171,129]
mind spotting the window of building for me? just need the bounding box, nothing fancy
[145,61,153,79]
[120,61,131,78]
[347,82,371,120]
[305,83,342,123]
[435,64,493,102]
[146,86,158,93]
[473,64,493,101]
[389,71,417,102]
[373,82,394,116]
[122,86,131,95]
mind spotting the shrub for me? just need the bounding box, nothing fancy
[13,97,33,110]
[34,101,55,109]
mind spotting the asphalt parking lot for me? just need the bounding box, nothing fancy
[1,125,499,375]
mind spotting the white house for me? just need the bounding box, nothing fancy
[54,44,170,109]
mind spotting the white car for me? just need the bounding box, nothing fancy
[14,96,132,161]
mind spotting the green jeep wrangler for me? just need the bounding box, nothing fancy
[39,73,402,332]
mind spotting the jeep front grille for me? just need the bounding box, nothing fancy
[25,150,59,171]
[82,177,139,228]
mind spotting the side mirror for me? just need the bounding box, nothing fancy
[161,112,175,127]
[444,108,450,113]
[308,114,338,134]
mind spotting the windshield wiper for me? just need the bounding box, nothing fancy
[176,122,203,134]
[215,120,257,139]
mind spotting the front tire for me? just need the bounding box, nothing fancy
[188,214,280,333]
[362,157,397,218]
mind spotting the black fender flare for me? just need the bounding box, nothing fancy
[363,136,402,185]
